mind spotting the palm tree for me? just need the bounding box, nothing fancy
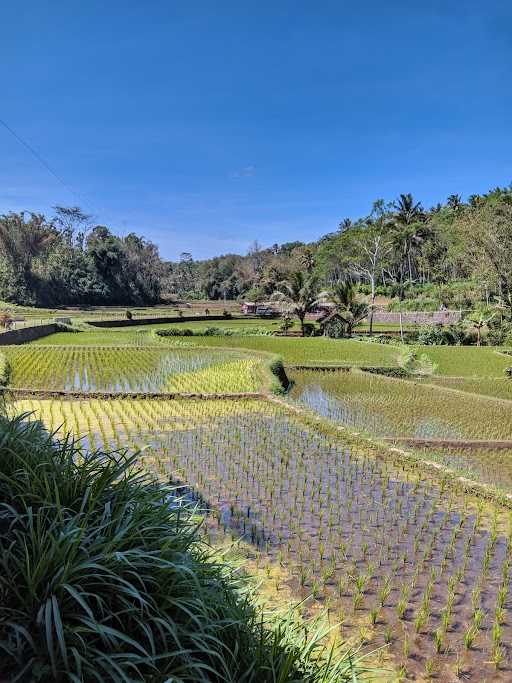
[299,248,315,273]
[447,194,463,211]
[0,212,57,301]
[393,193,424,225]
[466,310,494,347]
[0,212,56,274]
[271,271,319,336]
[390,194,428,336]
[323,281,369,337]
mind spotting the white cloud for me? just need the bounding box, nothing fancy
[228,165,256,179]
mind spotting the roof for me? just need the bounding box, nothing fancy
[318,310,345,326]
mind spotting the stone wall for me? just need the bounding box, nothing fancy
[372,310,462,325]
[0,324,60,345]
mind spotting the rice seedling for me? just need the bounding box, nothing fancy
[9,391,512,681]
[5,345,264,393]
[0,411,374,682]
[290,368,512,443]
[9,322,512,681]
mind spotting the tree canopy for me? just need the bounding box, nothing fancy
[2,184,512,310]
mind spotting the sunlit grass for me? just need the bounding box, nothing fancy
[5,346,263,393]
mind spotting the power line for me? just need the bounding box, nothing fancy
[0,117,83,203]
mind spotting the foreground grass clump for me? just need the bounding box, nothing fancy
[0,413,371,683]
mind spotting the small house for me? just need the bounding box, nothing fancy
[241,302,257,315]
[318,311,346,338]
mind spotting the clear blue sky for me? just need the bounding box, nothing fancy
[1,1,510,260]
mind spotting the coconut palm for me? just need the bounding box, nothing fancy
[447,194,463,211]
[322,281,369,337]
[393,193,424,225]
[271,270,319,336]
[299,248,315,273]
[466,310,494,347]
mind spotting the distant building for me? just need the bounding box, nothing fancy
[241,302,278,317]
[241,302,257,314]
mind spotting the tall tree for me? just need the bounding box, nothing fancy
[321,281,369,337]
[0,212,57,303]
[272,271,319,336]
[456,198,512,309]
[352,230,391,335]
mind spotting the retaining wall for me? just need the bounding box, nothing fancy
[372,310,462,325]
[0,324,60,345]
[88,315,245,328]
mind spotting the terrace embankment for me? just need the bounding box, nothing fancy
[88,315,248,327]
[384,437,512,449]
[0,323,60,345]
[2,387,266,400]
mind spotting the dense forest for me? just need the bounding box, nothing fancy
[1,184,511,310]
[0,207,164,306]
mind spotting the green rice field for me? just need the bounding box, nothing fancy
[3,319,512,680]
[419,376,512,401]
[9,394,512,681]
[289,369,512,441]
[4,345,263,393]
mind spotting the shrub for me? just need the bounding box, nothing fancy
[486,319,512,346]
[0,351,10,385]
[302,322,317,337]
[397,346,438,376]
[269,356,290,393]
[324,318,345,339]
[157,327,272,339]
[0,312,13,329]
[203,326,227,336]
[388,297,439,312]
[279,314,293,335]
[222,309,232,319]
[158,327,194,336]
[415,323,473,346]
[361,366,411,379]
[0,413,369,682]
[356,333,399,345]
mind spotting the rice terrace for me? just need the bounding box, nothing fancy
[3,300,512,681]
[2,4,512,681]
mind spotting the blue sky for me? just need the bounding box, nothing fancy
[1,1,511,260]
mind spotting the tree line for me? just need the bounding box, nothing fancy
[2,184,511,311]
[0,207,164,306]
[165,185,512,313]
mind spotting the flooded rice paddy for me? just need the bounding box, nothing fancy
[11,395,512,681]
[290,369,512,442]
[4,346,262,393]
